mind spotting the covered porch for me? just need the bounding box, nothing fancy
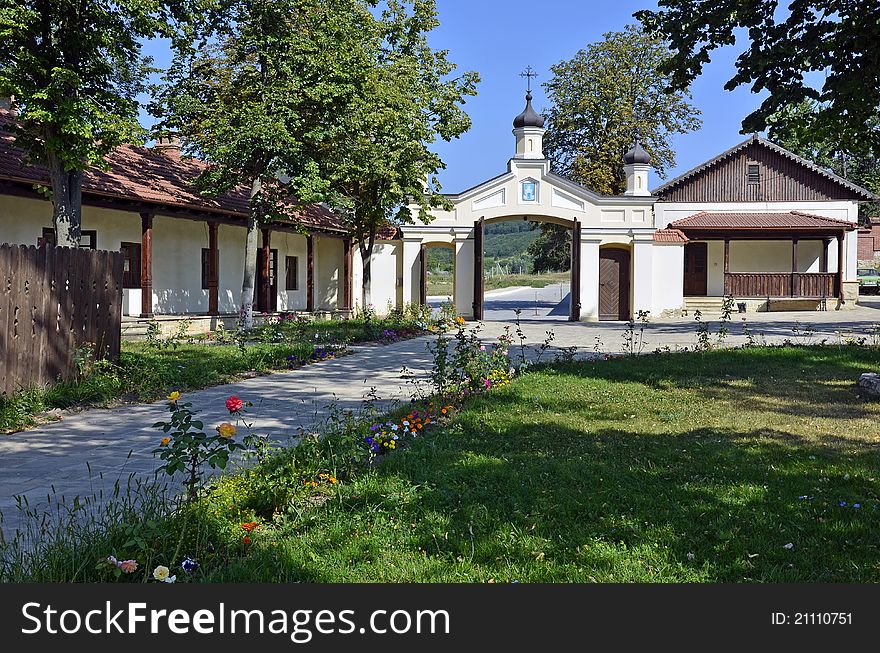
[672,212,857,303]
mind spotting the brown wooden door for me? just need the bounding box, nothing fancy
[569,220,581,321]
[599,248,630,321]
[472,218,484,320]
[683,242,708,296]
[256,248,278,313]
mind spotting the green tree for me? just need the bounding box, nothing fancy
[543,24,701,196]
[314,0,478,306]
[636,0,880,155]
[527,222,570,273]
[154,0,372,327]
[0,0,189,246]
[766,101,880,223]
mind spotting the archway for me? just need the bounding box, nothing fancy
[418,242,456,308]
[598,246,631,321]
[473,215,581,322]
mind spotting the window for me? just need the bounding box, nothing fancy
[39,227,55,247]
[747,163,760,184]
[38,228,97,248]
[285,255,298,291]
[120,242,141,288]
[80,230,97,249]
[201,248,219,290]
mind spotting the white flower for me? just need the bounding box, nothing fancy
[783,543,794,550]
[153,565,176,582]
[686,552,695,561]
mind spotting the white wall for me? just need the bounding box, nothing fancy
[728,240,823,273]
[651,244,684,315]
[0,193,345,316]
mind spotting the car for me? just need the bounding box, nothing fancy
[857,267,880,294]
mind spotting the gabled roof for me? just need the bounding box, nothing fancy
[653,134,877,200]
[669,211,856,231]
[0,110,345,234]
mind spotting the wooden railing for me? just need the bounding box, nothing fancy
[724,272,837,298]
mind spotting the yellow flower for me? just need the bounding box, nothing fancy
[160,437,171,447]
[167,391,181,402]
[153,565,170,581]
[217,422,237,439]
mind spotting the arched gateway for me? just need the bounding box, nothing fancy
[397,90,670,322]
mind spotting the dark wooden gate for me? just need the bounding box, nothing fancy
[0,244,123,396]
[683,242,708,296]
[419,244,427,305]
[599,248,630,321]
[569,219,581,321]
[472,218,484,320]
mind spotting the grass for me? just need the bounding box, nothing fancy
[4,345,879,582]
[427,272,569,296]
[0,313,427,434]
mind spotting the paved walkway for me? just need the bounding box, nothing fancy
[0,337,436,538]
[3,299,879,538]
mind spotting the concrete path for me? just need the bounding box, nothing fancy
[3,298,879,538]
[0,337,436,538]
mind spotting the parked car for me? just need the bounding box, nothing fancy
[857,267,880,294]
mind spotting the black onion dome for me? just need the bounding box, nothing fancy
[513,92,545,129]
[624,140,651,165]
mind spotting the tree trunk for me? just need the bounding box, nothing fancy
[46,151,83,247]
[359,239,374,309]
[239,178,263,329]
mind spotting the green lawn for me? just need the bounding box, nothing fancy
[213,346,880,582]
[5,346,880,583]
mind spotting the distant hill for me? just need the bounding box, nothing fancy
[426,221,538,273]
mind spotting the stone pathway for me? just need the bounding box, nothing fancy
[0,337,436,538]
[3,300,879,539]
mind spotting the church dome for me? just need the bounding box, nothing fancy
[513,92,545,129]
[624,140,651,165]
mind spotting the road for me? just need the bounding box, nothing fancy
[429,282,571,322]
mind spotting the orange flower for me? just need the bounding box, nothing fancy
[242,536,252,545]
[241,521,259,532]
[216,422,237,439]
[160,437,171,446]
[441,408,447,414]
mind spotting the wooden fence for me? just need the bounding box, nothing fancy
[0,244,123,396]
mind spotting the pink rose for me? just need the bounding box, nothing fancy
[225,396,244,413]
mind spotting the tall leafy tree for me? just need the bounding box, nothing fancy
[154,0,372,327]
[314,0,478,306]
[766,101,880,223]
[636,0,880,155]
[543,24,702,196]
[533,25,701,272]
[0,0,189,246]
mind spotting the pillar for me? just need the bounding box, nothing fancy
[140,212,153,317]
[260,228,271,312]
[578,236,602,322]
[632,234,654,316]
[342,238,352,311]
[307,234,315,312]
[453,234,475,319]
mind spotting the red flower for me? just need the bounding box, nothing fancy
[242,536,252,545]
[226,396,244,413]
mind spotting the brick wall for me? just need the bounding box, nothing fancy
[858,220,880,262]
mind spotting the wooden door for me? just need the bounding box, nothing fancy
[569,220,581,321]
[599,248,630,321]
[683,242,708,296]
[256,248,278,313]
[419,244,427,306]
[472,218,484,320]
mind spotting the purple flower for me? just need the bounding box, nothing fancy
[181,557,199,575]
[853,503,861,509]
[839,501,848,507]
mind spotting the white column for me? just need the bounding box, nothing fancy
[632,235,654,317]
[454,234,475,319]
[401,238,422,307]
[579,236,601,322]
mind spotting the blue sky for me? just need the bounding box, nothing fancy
[141,0,766,193]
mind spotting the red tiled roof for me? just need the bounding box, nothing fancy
[0,110,345,234]
[669,211,856,231]
[653,228,688,243]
